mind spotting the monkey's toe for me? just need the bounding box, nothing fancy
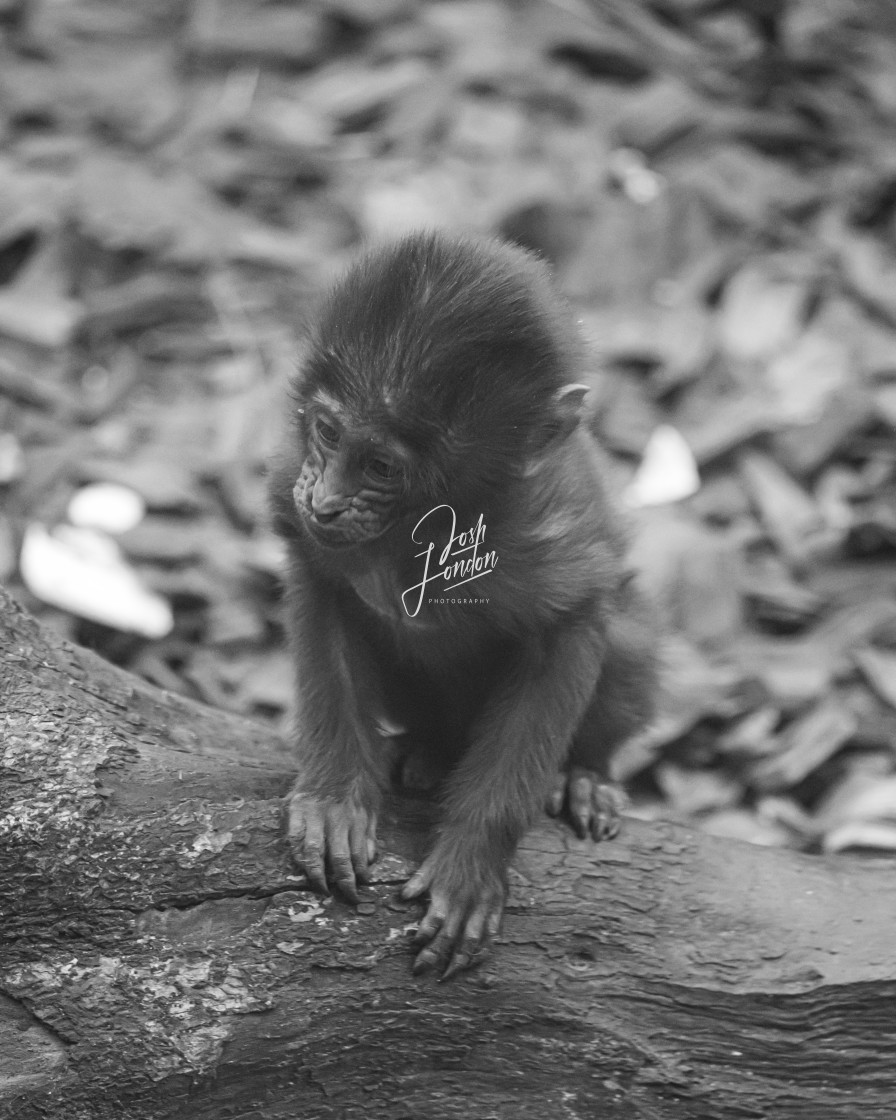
[404,853,504,979]
[562,767,627,842]
[412,904,498,980]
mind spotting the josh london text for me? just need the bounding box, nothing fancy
[401,505,498,618]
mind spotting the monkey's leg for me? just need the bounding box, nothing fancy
[547,606,657,840]
[402,619,606,979]
[284,557,390,902]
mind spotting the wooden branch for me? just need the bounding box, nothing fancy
[1,583,894,1120]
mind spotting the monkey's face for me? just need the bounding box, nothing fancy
[293,404,410,548]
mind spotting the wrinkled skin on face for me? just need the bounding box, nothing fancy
[290,405,409,548]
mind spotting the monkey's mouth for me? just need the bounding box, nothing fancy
[296,502,391,549]
[291,485,354,547]
[297,506,356,548]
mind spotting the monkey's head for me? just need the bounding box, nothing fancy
[288,231,588,549]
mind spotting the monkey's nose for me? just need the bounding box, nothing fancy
[313,508,341,524]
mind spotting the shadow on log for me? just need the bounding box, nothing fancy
[1,584,894,1120]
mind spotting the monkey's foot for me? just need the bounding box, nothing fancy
[546,766,627,841]
[401,851,505,980]
[286,786,378,903]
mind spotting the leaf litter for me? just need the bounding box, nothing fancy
[1,0,896,854]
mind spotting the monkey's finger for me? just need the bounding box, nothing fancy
[402,874,425,899]
[401,859,434,899]
[415,910,462,976]
[571,807,590,840]
[328,856,360,903]
[440,910,490,981]
[366,811,379,866]
[590,803,615,841]
[592,810,621,842]
[412,943,444,976]
[590,815,608,841]
[413,898,447,947]
[402,876,424,899]
[326,823,360,903]
[440,952,471,981]
[590,784,625,842]
[442,906,502,980]
[569,775,596,839]
[296,816,330,895]
[545,773,566,817]
[412,918,448,975]
[442,944,494,982]
[285,798,308,855]
[286,813,306,846]
[348,818,372,884]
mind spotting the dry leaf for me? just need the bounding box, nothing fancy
[765,327,852,425]
[67,483,145,535]
[186,0,331,69]
[0,431,24,484]
[699,809,794,848]
[20,523,172,638]
[854,647,896,711]
[655,763,741,814]
[824,821,896,854]
[624,425,700,508]
[738,450,825,565]
[630,509,742,646]
[718,262,809,364]
[749,698,858,793]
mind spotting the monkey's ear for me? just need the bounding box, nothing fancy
[526,384,591,469]
[547,383,590,441]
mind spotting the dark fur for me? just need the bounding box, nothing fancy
[271,231,656,976]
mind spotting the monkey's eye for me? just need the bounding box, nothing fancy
[316,420,340,448]
[366,456,399,481]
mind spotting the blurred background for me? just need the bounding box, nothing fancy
[2,0,896,854]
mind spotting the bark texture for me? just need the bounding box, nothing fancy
[1,584,894,1120]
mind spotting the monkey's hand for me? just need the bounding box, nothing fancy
[546,765,627,841]
[286,785,378,904]
[401,846,505,980]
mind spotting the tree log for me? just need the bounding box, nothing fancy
[1,583,894,1120]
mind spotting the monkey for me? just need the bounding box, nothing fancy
[269,231,656,979]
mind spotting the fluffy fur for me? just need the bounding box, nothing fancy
[271,231,656,978]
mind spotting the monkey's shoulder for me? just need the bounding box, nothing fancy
[512,440,628,554]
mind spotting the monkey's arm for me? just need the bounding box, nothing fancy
[283,545,388,902]
[403,611,607,977]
